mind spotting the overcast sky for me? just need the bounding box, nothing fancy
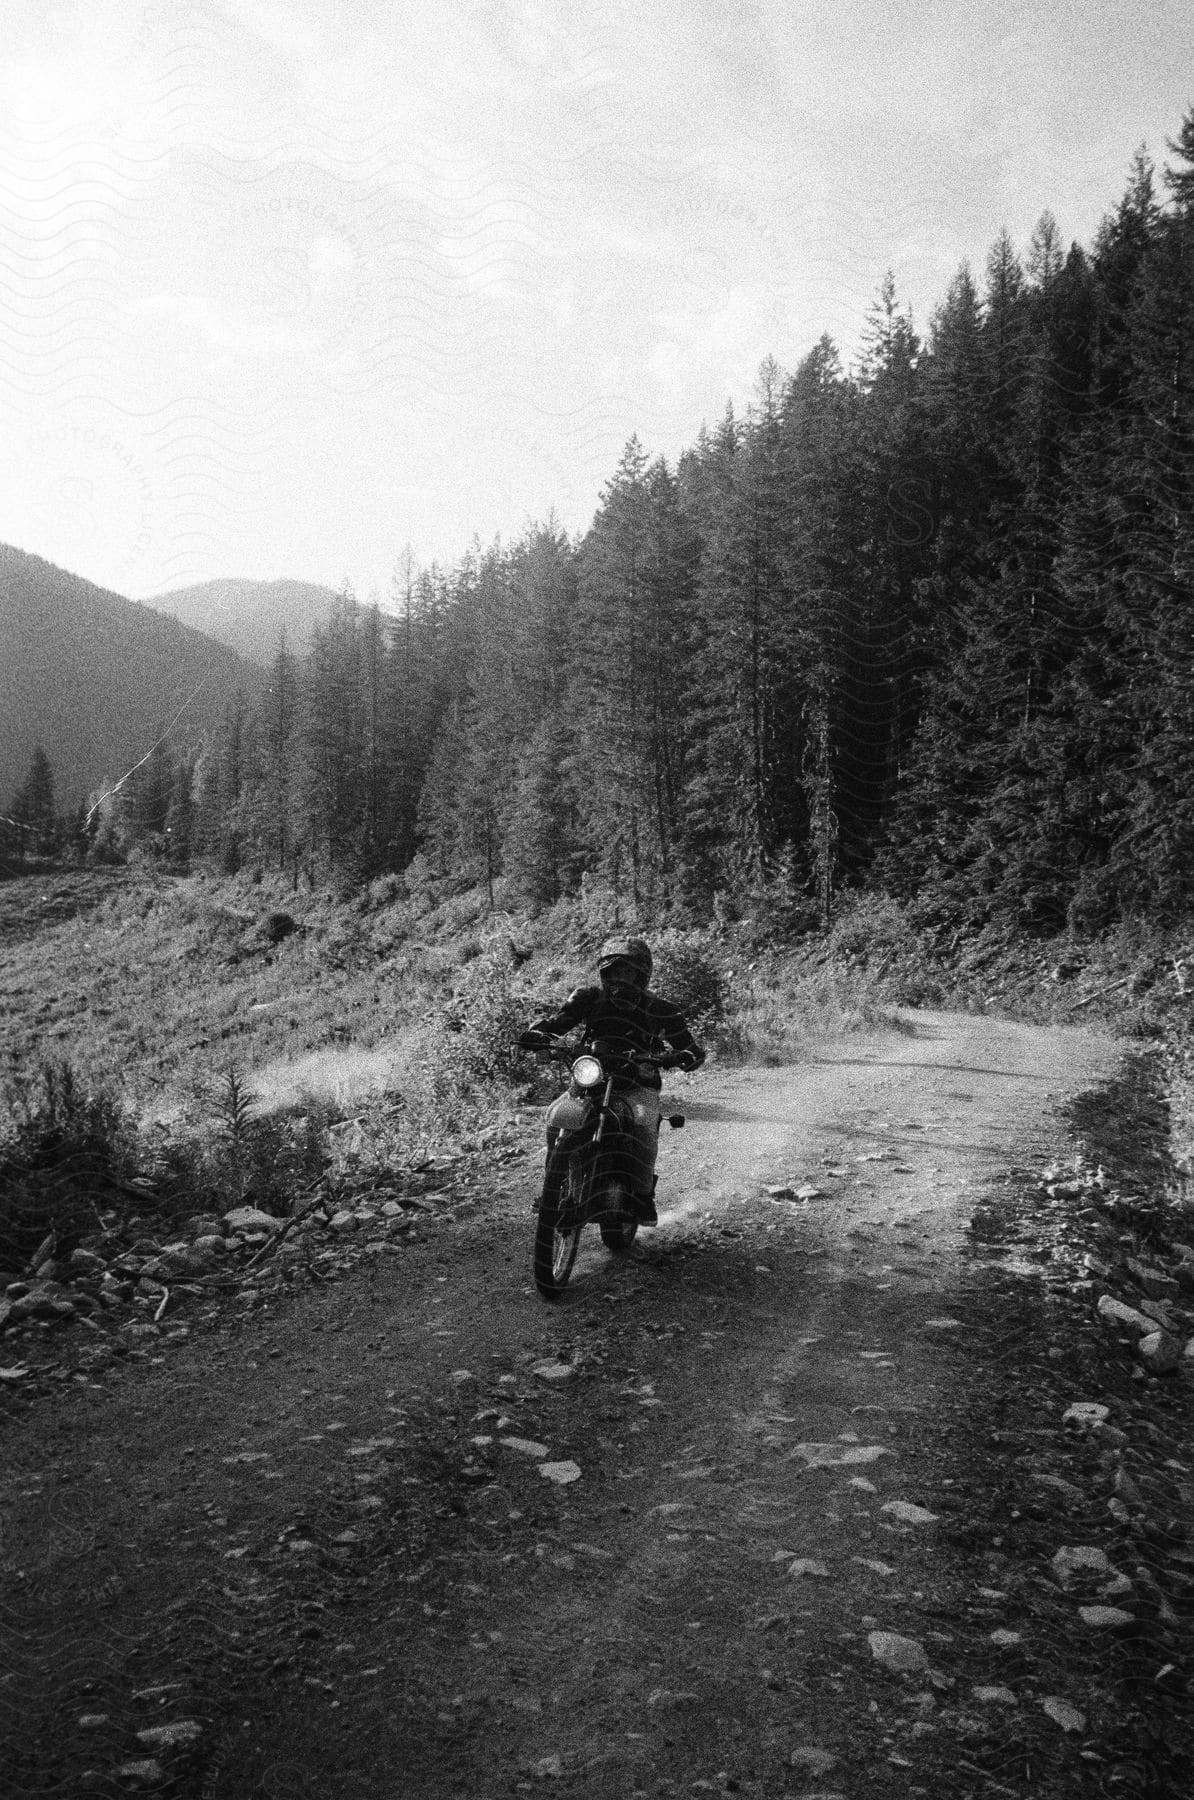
[1,0,1190,608]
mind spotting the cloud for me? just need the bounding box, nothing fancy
[127,292,315,358]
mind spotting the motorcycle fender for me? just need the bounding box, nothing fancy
[545,1092,590,1135]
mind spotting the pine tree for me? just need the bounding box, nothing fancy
[503,715,580,906]
[10,745,58,856]
[1163,106,1194,212]
[573,436,679,908]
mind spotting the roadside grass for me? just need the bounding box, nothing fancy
[731,959,915,1064]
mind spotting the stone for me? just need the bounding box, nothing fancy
[1041,1697,1085,1733]
[1063,1401,1110,1429]
[10,1286,75,1322]
[1137,1329,1182,1374]
[1100,1572,1134,1599]
[1078,1605,1134,1629]
[500,1437,549,1458]
[868,1631,928,1673]
[789,1747,839,1774]
[1097,1294,1155,1336]
[1113,1468,1143,1506]
[880,1501,939,1526]
[1126,1258,1179,1301]
[327,1210,357,1232]
[136,1720,203,1751]
[787,1558,831,1579]
[531,1360,575,1382]
[68,1248,107,1274]
[793,1443,893,1468]
[1052,1545,1112,1585]
[990,1629,1023,1647]
[972,1686,1018,1705]
[157,1246,213,1276]
[222,1206,279,1236]
[117,1760,164,1784]
[540,1460,582,1485]
[1031,1473,1084,1503]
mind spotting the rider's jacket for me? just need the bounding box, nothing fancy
[527,986,705,1085]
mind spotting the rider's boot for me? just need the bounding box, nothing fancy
[629,1176,659,1227]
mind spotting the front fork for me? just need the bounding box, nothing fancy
[547,1076,659,1221]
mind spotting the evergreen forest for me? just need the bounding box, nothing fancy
[12,114,1194,940]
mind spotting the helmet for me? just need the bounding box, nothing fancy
[597,934,652,987]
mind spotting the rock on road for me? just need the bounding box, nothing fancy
[2,1009,1121,1798]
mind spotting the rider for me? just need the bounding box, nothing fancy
[518,935,705,1225]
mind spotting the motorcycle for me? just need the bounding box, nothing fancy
[525,1036,688,1300]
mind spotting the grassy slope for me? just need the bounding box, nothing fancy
[3,869,1189,1099]
[2,867,1190,1224]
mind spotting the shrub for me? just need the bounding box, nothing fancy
[826,893,918,964]
[440,938,531,1088]
[147,1066,339,1218]
[0,1055,137,1265]
[650,930,731,1046]
[404,936,535,1128]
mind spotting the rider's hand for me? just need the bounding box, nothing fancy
[518,1030,550,1051]
[670,1048,702,1072]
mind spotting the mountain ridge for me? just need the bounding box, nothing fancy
[150,576,347,666]
[1,545,264,811]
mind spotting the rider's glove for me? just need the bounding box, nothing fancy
[673,1048,703,1072]
[518,1030,548,1051]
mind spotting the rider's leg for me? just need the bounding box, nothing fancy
[624,1083,662,1221]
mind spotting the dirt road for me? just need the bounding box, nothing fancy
[3,1010,1134,1799]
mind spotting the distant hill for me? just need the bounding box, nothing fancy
[150,577,346,666]
[0,546,264,811]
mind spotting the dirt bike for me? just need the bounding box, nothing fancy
[525,1037,688,1300]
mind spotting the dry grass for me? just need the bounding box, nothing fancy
[730,959,914,1065]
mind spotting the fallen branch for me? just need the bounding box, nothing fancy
[1066,974,1133,1013]
[240,1183,327,1272]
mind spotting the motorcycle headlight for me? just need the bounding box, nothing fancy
[571,1054,604,1090]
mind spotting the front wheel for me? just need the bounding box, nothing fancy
[533,1149,587,1299]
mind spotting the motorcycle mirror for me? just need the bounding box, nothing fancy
[668,1114,685,1129]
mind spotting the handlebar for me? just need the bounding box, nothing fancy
[520,1035,693,1076]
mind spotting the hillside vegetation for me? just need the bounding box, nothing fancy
[0,546,263,813]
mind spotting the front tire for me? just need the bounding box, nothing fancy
[533,1148,587,1299]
